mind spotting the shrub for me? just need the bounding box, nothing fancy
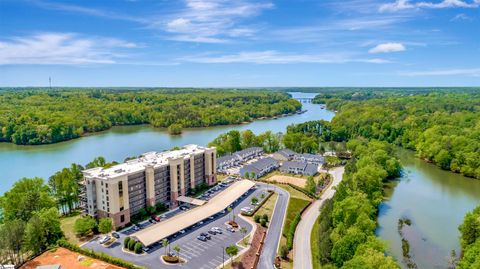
[134,242,143,254]
[146,206,156,215]
[287,213,301,250]
[124,237,131,249]
[156,203,167,213]
[280,245,289,259]
[254,215,261,223]
[138,208,147,218]
[260,218,267,227]
[57,239,142,269]
[262,214,269,223]
[128,239,136,251]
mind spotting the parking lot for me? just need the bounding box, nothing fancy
[82,182,271,269]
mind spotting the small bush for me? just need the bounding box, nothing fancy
[124,237,131,248]
[128,239,136,251]
[280,245,289,259]
[262,214,269,223]
[260,218,267,227]
[287,213,301,250]
[146,206,156,215]
[156,203,167,213]
[254,215,261,223]
[57,239,142,269]
[134,242,143,254]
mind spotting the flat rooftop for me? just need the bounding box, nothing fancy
[83,144,212,180]
[133,180,256,246]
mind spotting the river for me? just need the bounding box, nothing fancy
[1,91,478,268]
[0,92,333,193]
[377,148,480,269]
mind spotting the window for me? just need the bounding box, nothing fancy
[120,215,125,222]
[120,206,124,211]
[106,183,108,188]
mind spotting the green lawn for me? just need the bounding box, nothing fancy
[60,212,84,245]
[282,197,311,237]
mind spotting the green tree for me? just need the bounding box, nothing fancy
[459,206,480,249]
[225,245,239,264]
[49,164,84,214]
[0,219,26,265]
[240,226,248,244]
[251,196,258,205]
[23,208,63,254]
[0,177,55,221]
[168,124,183,135]
[98,218,113,234]
[162,239,169,256]
[74,216,97,237]
[124,237,131,248]
[305,176,316,195]
[134,242,143,254]
[173,244,181,258]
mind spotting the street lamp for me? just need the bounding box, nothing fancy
[222,245,225,268]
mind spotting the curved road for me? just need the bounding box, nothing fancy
[257,183,290,269]
[293,167,344,269]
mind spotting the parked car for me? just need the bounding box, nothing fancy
[161,214,167,219]
[111,232,120,239]
[212,227,223,234]
[208,230,216,235]
[200,232,211,239]
[151,215,161,222]
[226,226,235,233]
[179,230,186,234]
[142,247,150,252]
[180,206,189,211]
[197,235,207,242]
[99,235,111,244]
[132,225,140,231]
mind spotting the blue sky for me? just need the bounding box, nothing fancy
[0,0,479,87]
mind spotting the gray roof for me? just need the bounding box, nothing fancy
[282,161,307,170]
[217,154,239,164]
[242,157,278,173]
[276,148,296,158]
[36,265,61,269]
[296,153,325,162]
[236,147,263,156]
[304,163,319,175]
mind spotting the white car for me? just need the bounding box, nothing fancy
[99,236,111,244]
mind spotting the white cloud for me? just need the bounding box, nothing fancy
[0,33,139,65]
[450,13,473,20]
[181,50,390,64]
[379,0,480,12]
[400,68,480,76]
[369,42,406,53]
[161,0,273,43]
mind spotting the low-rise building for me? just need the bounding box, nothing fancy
[280,161,318,176]
[216,147,264,172]
[240,157,279,179]
[80,144,217,228]
[272,148,296,162]
[293,153,325,166]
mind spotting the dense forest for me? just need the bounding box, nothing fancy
[310,92,480,179]
[457,205,480,268]
[0,88,301,145]
[314,139,401,268]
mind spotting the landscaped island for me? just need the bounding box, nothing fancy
[0,88,301,145]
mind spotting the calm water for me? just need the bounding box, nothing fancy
[0,92,333,193]
[377,148,480,269]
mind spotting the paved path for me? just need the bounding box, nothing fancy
[257,183,290,269]
[293,167,344,269]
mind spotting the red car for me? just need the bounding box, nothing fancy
[151,215,161,222]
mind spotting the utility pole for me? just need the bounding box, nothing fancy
[49,77,52,89]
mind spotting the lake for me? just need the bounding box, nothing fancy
[0,92,333,193]
[377,148,480,269]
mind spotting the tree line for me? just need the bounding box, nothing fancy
[457,205,480,268]
[315,139,401,268]
[310,92,480,179]
[0,89,301,145]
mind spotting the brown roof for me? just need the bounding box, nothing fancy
[133,180,255,246]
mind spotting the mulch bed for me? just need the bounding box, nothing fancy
[232,224,267,269]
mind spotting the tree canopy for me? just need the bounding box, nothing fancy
[0,89,301,145]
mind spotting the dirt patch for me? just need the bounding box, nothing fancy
[21,248,124,269]
[231,224,267,269]
[265,175,306,188]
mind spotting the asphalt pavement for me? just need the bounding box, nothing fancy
[293,166,344,269]
[82,183,271,269]
[257,183,290,269]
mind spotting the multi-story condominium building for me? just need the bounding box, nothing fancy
[279,161,318,176]
[80,144,216,228]
[293,153,325,166]
[239,157,279,179]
